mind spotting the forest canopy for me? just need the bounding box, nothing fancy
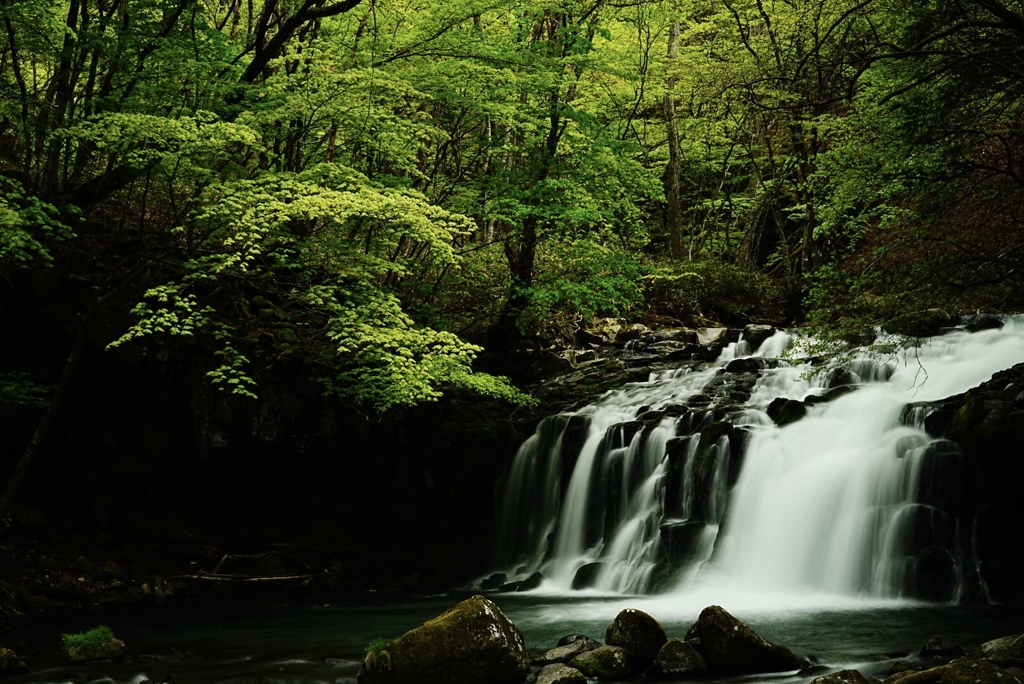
[2,0,1024,413]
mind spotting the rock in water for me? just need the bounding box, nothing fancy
[534,663,587,684]
[810,669,879,684]
[685,605,805,674]
[976,634,1024,660]
[357,595,529,684]
[656,638,708,677]
[605,608,668,672]
[569,645,631,680]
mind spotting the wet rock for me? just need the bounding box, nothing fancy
[920,635,965,660]
[569,645,631,680]
[725,357,767,373]
[557,635,602,649]
[933,659,1024,684]
[743,324,776,351]
[812,669,880,684]
[659,521,708,562]
[532,663,587,684]
[975,634,1024,660]
[605,608,667,672]
[536,640,599,666]
[685,605,805,674]
[961,314,1004,332]
[571,563,604,590]
[656,638,708,677]
[499,571,544,592]
[357,595,529,684]
[480,573,507,590]
[805,385,859,406]
[767,397,807,426]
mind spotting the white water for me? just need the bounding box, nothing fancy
[494,317,1024,609]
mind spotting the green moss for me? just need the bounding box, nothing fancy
[945,395,983,442]
[61,625,125,663]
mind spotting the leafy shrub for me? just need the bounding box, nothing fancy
[642,259,787,326]
[520,236,645,343]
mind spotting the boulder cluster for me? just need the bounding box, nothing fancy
[357,596,1024,684]
[357,598,805,683]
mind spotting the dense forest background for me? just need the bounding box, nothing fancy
[2,0,1024,590]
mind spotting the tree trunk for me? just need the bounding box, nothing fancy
[664,21,685,261]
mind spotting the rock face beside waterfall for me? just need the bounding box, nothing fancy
[685,605,806,674]
[357,595,529,684]
[914,361,1024,602]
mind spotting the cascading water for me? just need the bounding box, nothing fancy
[493,317,1024,604]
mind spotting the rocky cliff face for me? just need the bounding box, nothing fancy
[913,362,1024,602]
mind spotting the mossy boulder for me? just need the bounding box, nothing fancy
[569,645,631,680]
[811,669,880,684]
[604,608,667,672]
[656,638,709,677]
[975,635,1024,660]
[356,595,529,684]
[685,605,804,674]
[62,625,126,663]
[534,663,587,684]
[0,647,28,673]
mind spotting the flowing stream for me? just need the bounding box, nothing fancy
[495,317,1024,607]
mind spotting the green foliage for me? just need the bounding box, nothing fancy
[363,637,392,673]
[0,372,52,407]
[109,166,534,412]
[642,259,787,326]
[0,177,72,269]
[521,236,645,340]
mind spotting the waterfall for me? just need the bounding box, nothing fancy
[493,317,1024,602]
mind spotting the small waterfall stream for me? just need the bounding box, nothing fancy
[494,317,1024,603]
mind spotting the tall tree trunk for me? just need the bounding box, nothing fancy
[664,20,685,260]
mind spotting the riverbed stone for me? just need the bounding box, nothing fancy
[975,634,1024,660]
[532,663,587,684]
[920,635,965,659]
[356,595,529,684]
[569,645,631,680]
[656,638,708,677]
[937,659,1024,684]
[604,608,667,672]
[535,639,599,666]
[557,634,602,649]
[685,605,805,674]
[811,669,880,684]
